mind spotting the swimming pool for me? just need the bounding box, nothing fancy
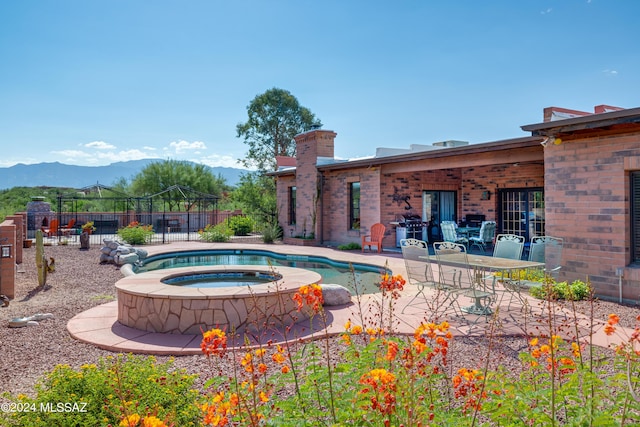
[135,249,387,294]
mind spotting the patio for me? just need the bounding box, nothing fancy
[67,241,624,355]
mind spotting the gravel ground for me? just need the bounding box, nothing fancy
[1,244,639,400]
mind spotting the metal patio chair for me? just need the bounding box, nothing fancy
[433,241,496,325]
[400,238,458,316]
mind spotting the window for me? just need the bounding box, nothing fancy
[288,186,296,225]
[498,188,544,241]
[631,172,640,263]
[350,182,360,230]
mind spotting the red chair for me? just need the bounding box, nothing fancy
[362,223,386,253]
[43,219,59,237]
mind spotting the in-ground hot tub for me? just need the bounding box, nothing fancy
[115,265,322,335]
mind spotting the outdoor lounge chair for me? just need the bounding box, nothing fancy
[468,221,496,253]
[43,219,59,237]
[362,223,385,253]
[441,222,468,247]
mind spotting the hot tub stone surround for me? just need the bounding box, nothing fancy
[116,265,322,335]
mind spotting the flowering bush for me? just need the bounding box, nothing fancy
[2,355,202,427]
[117,221,154,245]
[4,270,640,426]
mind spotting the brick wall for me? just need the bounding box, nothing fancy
[0,220,16,299]
[544,131,640,301]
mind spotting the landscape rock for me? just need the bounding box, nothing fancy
[320,284,352,306]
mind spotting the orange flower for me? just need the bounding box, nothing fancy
[292,284,324,312]
[120,414,141,427]
[358,368,397,415]
[201,328,228,358]
[608,314,620,325]
[571,342,582,358]
[385,340,399,361]
[341,333,352,345]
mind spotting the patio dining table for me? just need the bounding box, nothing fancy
[430,253,544,315]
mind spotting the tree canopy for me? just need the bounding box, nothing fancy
[130,160,228,210]
[236,88,321,172]
[231,172,277,225]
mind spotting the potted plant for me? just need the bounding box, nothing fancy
[81,221,96,234]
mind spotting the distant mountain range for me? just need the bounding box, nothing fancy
[0,159,248,190]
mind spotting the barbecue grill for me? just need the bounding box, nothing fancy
[392,213,428,247]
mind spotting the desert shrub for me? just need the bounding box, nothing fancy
[116,221,154,245]
[261,222,283,244]
[2,354,202,427]
[199,223,231,242]
[530,279,591,301]
[337,242,362,250]
[228,215,255,236]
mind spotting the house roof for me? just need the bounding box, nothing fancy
[268,135,544,176]
[521,107,640,136]
[316,136,544,172]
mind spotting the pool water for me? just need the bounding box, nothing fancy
[162,271,278,288]
[135,249,387,294]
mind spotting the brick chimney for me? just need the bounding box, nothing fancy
[293,128,336,238]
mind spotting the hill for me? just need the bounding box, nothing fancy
[0,160,248,189]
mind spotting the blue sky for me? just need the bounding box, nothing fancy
[0,0,637,169]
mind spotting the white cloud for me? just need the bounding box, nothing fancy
[96,149,156,163]
[50,147,161,166]
[197,154,244,168]
[84,141,116,150]
[52,149,93,159]
[541,8,552,14]
[603,69,618,76]
[168,140,207,154]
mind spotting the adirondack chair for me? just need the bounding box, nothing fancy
[43,219,59,237]
[361,223,386,253]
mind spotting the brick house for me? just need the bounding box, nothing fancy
[273,106,640,302]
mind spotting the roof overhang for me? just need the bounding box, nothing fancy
[521,107,640,137]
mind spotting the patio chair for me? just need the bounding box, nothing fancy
[59,218,75,236]
[361,223,386,253]
[529,236,563,279]
[400,238,457,316]
[468,221,496,253]
[433,241,495,324]
[440,222,468,247]
[43,218,59,237]
[491,234,527,309]
[492,234,525,260]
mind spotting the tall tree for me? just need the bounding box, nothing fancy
[130,160,228,210]
[236,88,321,172]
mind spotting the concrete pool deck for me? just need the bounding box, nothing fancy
[67,242,626,355]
